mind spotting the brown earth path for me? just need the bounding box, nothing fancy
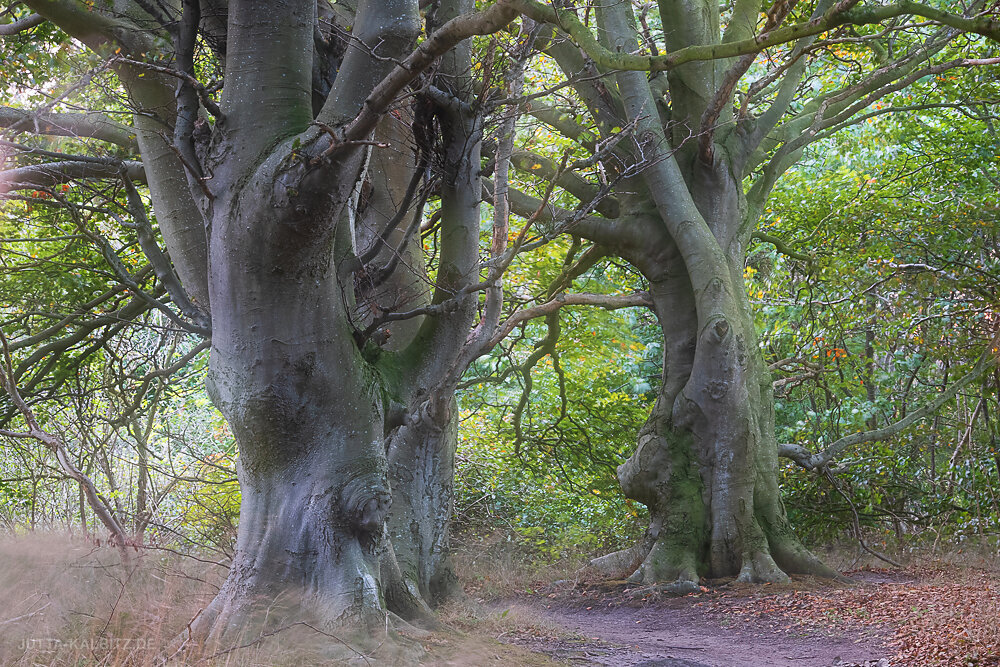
[496,575,895,667]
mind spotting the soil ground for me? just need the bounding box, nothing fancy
[1,535,994,666]
[500,596,888,666]
[468,567,980,667]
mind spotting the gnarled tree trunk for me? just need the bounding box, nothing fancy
[576,0,842,586]
[385,397,461,612]
[191,142,396,646]
[597,171,838,587]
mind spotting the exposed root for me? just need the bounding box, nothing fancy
[428,559,466,607]
[170,601,424,665]
[589,536,652,577]
[628,578,702,598]
[770,537,853,583]
[628,538,700,587]
[736,551,790,584]
[385,577,446,631]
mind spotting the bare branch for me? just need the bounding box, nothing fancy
[342,1,519,144]
[780,341,999,472]
[120,172,210,330]
[487,291,652,350]
[109,340,210,427]
[0,328,133,557]
[0,159,145,190]
[111,55,222,120]
[699,0,810,162]
[0,12,44,36]
[0,107,137,148]
[513,0,1000,73]
[510,150,620,218]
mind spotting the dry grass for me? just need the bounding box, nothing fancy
[450,531,592,601]
[12,530,992,665]
[0,532,562,666]
[0,532,225,666]
[813,532,1000,574]
[432,598,573,666]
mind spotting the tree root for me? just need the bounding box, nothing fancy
[589,536,652,577]
[628,538,700,587]
[736,551,790,584]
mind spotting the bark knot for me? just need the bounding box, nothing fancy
[713,319,729,340]
[707,380,729,400]
[340,474,391,535]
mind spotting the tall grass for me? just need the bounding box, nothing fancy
[0,532,563,666]
[0,532,224,666]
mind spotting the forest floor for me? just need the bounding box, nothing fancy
[1,535,997,665]
[443,561,1000,667]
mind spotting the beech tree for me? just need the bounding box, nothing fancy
[493,0,999,588]
[0,0,646,650]
[0,0,518,649]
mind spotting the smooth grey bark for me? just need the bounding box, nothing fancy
[571,0,982,585]
[185,0,424,644]
[385,396,461,612]
[6,0,524,644]
[501,0,987,588]
[348,111,466,618]
[195,145,389,645]
[379,0,481,614]
[522,0,941,586]
[589,180,841,584]
[13,0,984,648]
[173,0,528,642]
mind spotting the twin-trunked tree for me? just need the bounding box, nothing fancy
[2,0,998,651]
[497,0,999,588]
[0,0,645,646]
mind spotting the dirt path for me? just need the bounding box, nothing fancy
[497,579,892,667]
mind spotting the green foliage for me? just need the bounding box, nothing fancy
[178,449,240,553]
[750,100,1000,545]
[2,0,998,575]
[455,258,652,562]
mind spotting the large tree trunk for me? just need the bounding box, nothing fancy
[172,0,432,648]
[573,0,842,588]
[608,278,837,585]
[604,185,839,587]
[353,117,465,618]
[385,397,461,612]
[188,131,398,649]
[380,0,479,616]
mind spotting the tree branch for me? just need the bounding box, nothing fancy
[512,0,1000,74]
[0,328,132,557]
[0,12,44,36]
[0,159,145,190]
[487,291,652,350]
[109,341,210,427]
[700,0,809,163]
[510,150,620,219]
[120,172,210,331]
[316,0,421,125]
[0,107,137,149]
[342,0,520,145]
[780,343,999,472]
[22,0,155,56]
[483,177,623,249]
[220,0,314,166]
[751,230,812,263]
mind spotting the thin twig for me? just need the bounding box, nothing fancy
[824,470,903,568]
